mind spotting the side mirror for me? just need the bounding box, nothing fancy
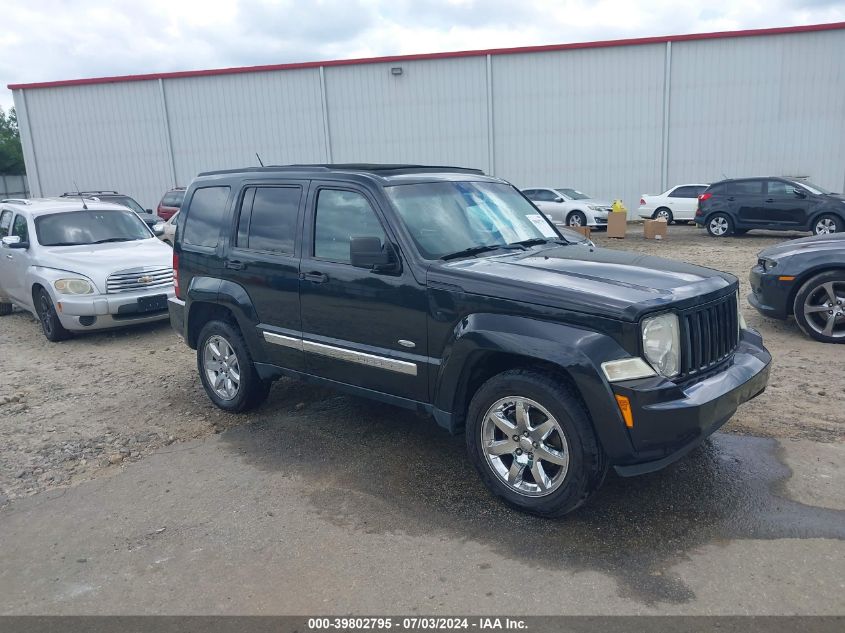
[1,235,28,249]
[554,197,564,203]
[793,188,807,198]
[350,237,399,272]
[152,223,166,236]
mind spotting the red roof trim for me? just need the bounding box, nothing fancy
[8,21,845,90]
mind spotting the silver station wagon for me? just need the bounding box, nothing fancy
[0,198,174,341]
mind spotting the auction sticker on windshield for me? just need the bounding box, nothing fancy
[525,214,557,237]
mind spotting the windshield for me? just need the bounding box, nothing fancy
[792,181,832,195]
[35,210,152,246]
[386,181,560,260]
[556,188,591,200]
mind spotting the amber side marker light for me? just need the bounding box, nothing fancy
[779,276,795,281]
[615,394,634,428]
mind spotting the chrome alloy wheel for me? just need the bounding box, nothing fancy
[815,217,839,235]
[203,335,241,400]
[803,281,845,340]
[709,216,729,236]
[654,208,671,221]
[481,397,570,497]
[568,214,584,227]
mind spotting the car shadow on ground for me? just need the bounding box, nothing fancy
[222,381,845,606]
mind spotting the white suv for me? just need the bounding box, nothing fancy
[0,198,174,341]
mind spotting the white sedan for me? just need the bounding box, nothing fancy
[522,187,613,229]
[638,184,708,223]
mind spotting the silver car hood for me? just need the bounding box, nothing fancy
[39,238,173,292]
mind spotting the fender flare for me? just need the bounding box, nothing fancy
[184,276,261,353]
[433,313,635,461]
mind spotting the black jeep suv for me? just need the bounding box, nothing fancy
[695,177,845,237]
[169,164,771,516]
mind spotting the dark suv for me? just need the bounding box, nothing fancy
[695,177,845,237]
[169,164,771,516]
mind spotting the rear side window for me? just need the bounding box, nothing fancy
[707,183,728,195]
[314,189,386,263]
[728,180,763,195]
[182,186,230,248]
[669,186,699,198]
[0,210,11,235]
[236,186,302,254]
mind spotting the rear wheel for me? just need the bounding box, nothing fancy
[35,288,70,342]
[465,369,607,517]
[793,271,845,344]
[813,214,842,236]
[706,213,734,237]
[567,211,587,228]
[197,320,271,412]
[653,207,673,223]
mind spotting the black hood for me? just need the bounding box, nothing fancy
[759,231,845,259]
[429,244,736,321]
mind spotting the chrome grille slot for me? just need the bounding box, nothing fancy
[679,293,739,377]
[106,267,173,294]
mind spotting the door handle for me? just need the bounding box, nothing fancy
[224,260,244,270]
[301,271,329,283]
[726,197,735,201]
[765,198,774,203]
[5,254,12,260]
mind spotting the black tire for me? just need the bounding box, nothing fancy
[35,288,70,342]
[465,369,607,517]
[197,319,271,412]
[652,207,673,223]
[0,302,12,316]
[567,211,588,228]
[812,214,842,236]
[706,213,734,237]
[793,271,845,344]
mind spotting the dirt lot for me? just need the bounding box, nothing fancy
[0,224,842,504]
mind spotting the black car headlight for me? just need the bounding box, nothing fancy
[759,257,778,272]
[641,312,680,378]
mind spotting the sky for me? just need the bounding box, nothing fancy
[3,0,845,112]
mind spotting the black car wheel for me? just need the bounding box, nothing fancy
[197,319,271,411]
[793,271,845,344]
[35,288,70,342]
[813,214,842,235]
[465,369,607,517]
[653,207,673,223]
[706,213,734,237]
[567,211,587,228]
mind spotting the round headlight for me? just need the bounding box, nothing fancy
[54,278,94,295]
[641,312,680,377]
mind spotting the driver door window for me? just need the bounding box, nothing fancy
[11,215,28,241]
[314,189,386,263]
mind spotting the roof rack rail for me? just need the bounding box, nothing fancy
[60,190,119,197]
[1,198,32,205]
[197,164,486,177]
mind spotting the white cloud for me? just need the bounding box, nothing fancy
[2,0,844,112]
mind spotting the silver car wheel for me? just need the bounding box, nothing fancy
[709,216,728,236]
[815,217,838,235]
[803,281,845,340]
[481,396,570,497]
[203,335,241,400]
[655,208,671,221]
[568,213,584,227]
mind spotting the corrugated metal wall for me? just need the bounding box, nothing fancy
[13,28,845,214]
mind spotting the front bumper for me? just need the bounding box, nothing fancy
[56,286,174,331]
[610,329,771,476]
[748,265,791,319]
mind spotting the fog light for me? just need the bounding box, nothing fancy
[78,315,96,327]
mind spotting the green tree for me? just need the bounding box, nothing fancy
[0,107,25,174]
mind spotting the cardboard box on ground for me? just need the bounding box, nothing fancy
[644,219,668,240]
[607,212,627,238]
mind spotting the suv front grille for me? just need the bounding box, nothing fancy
[106,267,173,294]
[679,293,739,377]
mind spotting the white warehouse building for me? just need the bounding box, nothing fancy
[9,22,845,215]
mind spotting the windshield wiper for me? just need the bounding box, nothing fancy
[439,245,511,261]
[509,237,569,248]
[92,237,135,244]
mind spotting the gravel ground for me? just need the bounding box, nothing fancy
[0,223,842,504]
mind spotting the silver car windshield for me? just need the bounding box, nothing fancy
[556,188,591,200]
[386,181,560,260]
[35,210,152,246]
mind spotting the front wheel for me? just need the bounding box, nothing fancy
[35,288,70,342]
[706,213,734,237]
[465,369,607,517]
[567,211,587,228]
[793,271,845,343]
[813,214,842,235]
[197,320,271,412]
